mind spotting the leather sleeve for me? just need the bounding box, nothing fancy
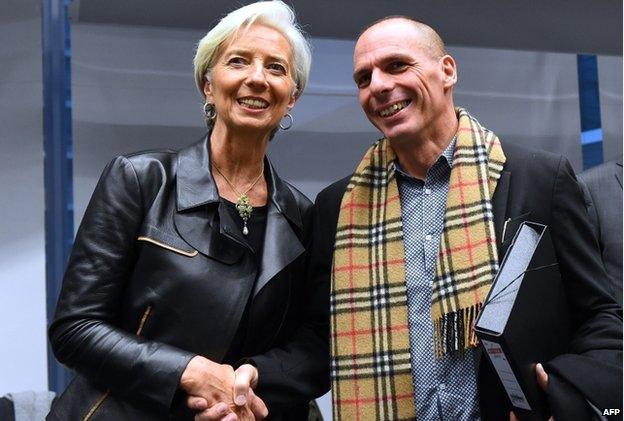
[249,178,355,410]
[48,156,195,409]
[544,157,622,419]
[250,198,331,408]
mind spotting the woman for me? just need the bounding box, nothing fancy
[47,2,328,420]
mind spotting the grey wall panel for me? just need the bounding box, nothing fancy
[598,55,623,161]
[0,4,48,394]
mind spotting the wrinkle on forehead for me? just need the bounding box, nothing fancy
[214,23,294,67]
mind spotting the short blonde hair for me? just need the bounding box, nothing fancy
[193,1,312,99]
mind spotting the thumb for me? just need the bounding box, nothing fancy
[536,363,549,393]
[233,364,258,407]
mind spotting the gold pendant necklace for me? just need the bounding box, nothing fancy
[212,161,264,235]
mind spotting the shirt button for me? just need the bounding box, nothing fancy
[424,188,432,195]
[425,234,432,241]
[439,383,446,390]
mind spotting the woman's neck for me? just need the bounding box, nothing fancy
[209,122,267,180]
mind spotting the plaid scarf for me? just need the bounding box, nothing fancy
[330,108,506,420]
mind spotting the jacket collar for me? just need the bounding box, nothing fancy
[176,135,219,210]
[176,135,303,230]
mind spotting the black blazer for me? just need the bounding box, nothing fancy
[578,159,623,306]
[311,141,622,420]
[48,137,329,420]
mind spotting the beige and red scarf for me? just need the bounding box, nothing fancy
[330,108,506,420]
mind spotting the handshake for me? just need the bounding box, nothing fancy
[180,356,269,421]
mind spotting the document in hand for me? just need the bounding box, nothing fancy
[474,222,571,421]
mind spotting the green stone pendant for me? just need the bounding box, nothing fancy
[235,194,253,235]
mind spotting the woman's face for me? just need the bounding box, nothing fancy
[204,23,297,137]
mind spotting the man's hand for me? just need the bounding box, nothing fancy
[233,364,259,407]
[535,363,549,392]
[192,388,268,421]
[509,363,552,421]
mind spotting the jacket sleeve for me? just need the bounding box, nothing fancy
[250,188,340,409]
[544,157,622,419]
[577,175,600,241]
[48,156,195,409]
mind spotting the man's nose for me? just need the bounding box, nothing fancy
[369,69,393,95]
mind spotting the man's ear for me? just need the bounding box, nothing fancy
[203,79,213,103]
[441,54,458,88]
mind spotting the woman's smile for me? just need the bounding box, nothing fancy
[203,23,296,136]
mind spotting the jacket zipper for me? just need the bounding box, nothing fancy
[82,305,153,421]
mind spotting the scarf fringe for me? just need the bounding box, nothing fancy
[434,302,483,357]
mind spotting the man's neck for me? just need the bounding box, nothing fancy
[390,111,458,180]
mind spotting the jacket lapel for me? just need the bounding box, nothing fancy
[253,160,305,297]
[172,136,305,277]
[615,160,622,189]
[492,169,511,255]
[173,136,245,264]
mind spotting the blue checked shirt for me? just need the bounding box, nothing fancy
[394,138,481,420]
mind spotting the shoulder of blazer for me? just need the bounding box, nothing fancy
[314,175,352,235]
[500,141,563,175]
[121,149,180,208]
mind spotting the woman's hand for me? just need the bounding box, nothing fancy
[180,356,237,406]
[183,359,268,420]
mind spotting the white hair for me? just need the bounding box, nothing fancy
[193,1,312,99]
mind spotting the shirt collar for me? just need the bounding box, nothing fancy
[393,137,456,179]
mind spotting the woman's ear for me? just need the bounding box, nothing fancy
[203,79,213,103]
[287,86,298,110]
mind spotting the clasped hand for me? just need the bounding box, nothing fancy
[180,356,268,421]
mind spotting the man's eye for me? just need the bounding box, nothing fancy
[268,63,287,73]
[388,61,407,71]
[356,75,371,88]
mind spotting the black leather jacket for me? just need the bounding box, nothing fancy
[48,137,329,420]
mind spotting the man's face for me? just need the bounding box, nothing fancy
[353,19,456,142]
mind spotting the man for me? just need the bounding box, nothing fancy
[578,158,623,306]
[311,17,622,420]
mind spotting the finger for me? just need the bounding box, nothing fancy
[194,403,235,421]
[509,411,519,421]
[536,363,549,392]
[248,390,269,419]
[187,396,209,411]
[233,365,257,406]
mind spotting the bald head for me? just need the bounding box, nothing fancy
[359,17,446,60]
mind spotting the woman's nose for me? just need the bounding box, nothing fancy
[247,62,268,88]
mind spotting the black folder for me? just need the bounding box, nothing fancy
[474,221,571,421]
